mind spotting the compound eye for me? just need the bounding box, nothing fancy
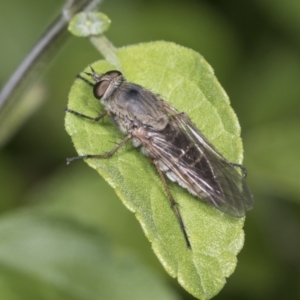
[93,80,110,99]
[105,70,122,78]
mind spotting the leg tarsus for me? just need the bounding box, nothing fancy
[66,155,89,165]
[231,163,248,178]
[153,160,191,249]
[66,134,132,165]
[65,107,107,122]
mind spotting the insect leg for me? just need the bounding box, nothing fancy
[153,160,191,249]
[65,108,108,121]
[66,133,132,164]
[230,163,248,178]
[76,74,94,87]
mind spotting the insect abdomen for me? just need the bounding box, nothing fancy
[150,124,219,200]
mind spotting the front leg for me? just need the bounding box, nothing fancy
[66,133,132,164]
[65,107,108,122]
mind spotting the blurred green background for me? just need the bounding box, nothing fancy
[0,0,300,299]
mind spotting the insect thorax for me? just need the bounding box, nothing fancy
[106,82,169,133]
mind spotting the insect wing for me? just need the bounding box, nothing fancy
[149,103,254,217]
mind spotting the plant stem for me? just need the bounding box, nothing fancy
[89,35,121,70]
[0,0,102,113]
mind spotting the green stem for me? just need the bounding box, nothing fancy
[0,0,102,113]
[89,35,121,70]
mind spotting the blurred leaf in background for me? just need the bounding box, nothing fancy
[1,0,300,299]
[0,210,177,300]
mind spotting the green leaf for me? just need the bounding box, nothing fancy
[65,41,246,299]
[25,163,159,262]
[0,211,179,300]
[68,12,111,37]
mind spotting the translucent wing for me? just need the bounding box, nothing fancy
[141,102,253,217]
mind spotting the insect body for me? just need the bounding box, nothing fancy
[66,68,254,248]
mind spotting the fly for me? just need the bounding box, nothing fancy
[66,67,254,248]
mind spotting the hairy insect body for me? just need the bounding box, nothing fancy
[103,82,169,133]
[107,81,211,201]
[67,68,254,248]
[107,81,230,208]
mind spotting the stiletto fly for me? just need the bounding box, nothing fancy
[66,67,254,248]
